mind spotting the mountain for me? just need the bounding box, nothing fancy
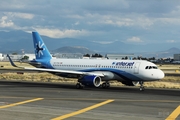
[0,30,33,53]
[135,47,180,58]
[52,46,95,54]
[0,30,180,58]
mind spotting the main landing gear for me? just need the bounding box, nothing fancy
[101,82,110,88]
[139,81,145,91]
[76,82,111,89]
[76,83,84,89]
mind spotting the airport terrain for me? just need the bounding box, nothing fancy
[0,80,179,120]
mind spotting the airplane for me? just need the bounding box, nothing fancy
[7,31,165,91]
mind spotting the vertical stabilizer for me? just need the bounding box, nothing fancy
[32,32,52,60]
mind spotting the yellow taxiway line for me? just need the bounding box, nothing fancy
[0,98,43,109]
[166,105,180,120]
[51,99,114,120]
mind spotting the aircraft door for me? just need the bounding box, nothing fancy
[134,62,140,74]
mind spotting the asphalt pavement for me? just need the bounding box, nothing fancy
[0,80,179,120]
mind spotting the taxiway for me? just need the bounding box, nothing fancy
[0,80,179,120]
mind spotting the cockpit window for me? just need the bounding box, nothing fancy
[153,66,158,69]
[145,66,158,69]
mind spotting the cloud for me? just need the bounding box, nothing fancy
[166,40,176,43]
[0,0,180,45]
[32,28,90,38]
[0,16,14,27]
[86,14,154,29]
[101,18,134,27]
[92,40,118,44]
[0,12,35,31]
[127,37,143,43]
[13,13,34,19]
[74,21,79,25]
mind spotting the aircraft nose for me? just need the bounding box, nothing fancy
[157,70,165,79]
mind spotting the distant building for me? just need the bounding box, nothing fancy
[4,54,23,61]
[3,54,35,61]
[105,54,134,60]
[0,53,4,61]
[53,53,83,59]
[174,54,180,61]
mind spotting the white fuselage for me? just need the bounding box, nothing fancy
[43,58,164,82]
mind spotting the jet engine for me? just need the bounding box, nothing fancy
[78,75,101,87]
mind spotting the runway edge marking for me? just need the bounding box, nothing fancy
[51,99,114,120]
[0,98,43,109]
[166,105,180,120]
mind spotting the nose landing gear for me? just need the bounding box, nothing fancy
[139,81,144,91]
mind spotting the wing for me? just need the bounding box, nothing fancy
[6,54,104,77]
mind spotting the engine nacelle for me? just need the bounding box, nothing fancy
[132,81,139,86]
[121,81,139,86]
[78,75,101,87]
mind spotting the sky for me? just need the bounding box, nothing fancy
[1,0,180,45]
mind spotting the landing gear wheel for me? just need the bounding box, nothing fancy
[139,86,144,91]
[76,83,83,89]
[139,81,145,91]
[102,83,106,88]
[102,82,110,88]
[106,82,110,88]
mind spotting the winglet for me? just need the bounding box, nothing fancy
[7,54,18,67]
